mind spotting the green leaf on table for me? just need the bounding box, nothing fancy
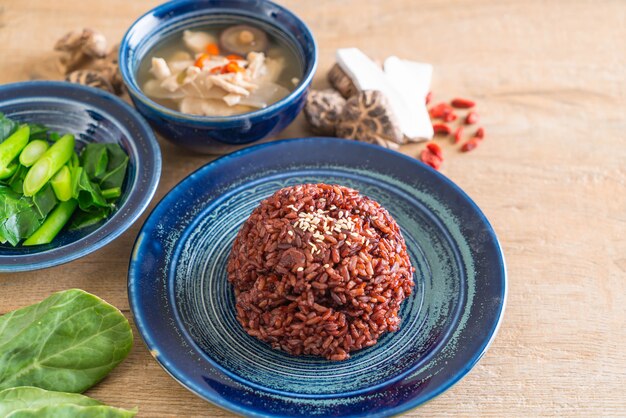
[6,404,138,418]
[0,113,18,142]
[0,289,133,393]
[0,387,102,416]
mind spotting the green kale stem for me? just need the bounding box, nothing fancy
[23,200,78,246]
[0,125,29,179]
[101,187,121,200]
[23,134,74,197]
[19,139,49,167]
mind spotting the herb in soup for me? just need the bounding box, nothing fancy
[139,24,302,116]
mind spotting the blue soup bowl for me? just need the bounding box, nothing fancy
[119,0,318,154]
[0,81,161,272]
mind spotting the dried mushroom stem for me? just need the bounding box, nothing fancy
[327,63,358,99]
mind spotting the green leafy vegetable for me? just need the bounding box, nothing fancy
[97,144,129,190]
[0,289,133,392]
[0,113,18,141]
[26,124,48,141]
[0,186,43,246]
[69,206,110,230]
[0,126,30,179]
[32,183,58,219]
[23,199,77,246]
[76,170,109,210]
[23,133,74,196]
[81,143,109,180]
[0,387,102,416]
[0,115,129,246]
[19,139,49,167]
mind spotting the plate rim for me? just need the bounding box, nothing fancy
[128,137,507,417]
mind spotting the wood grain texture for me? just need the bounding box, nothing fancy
[0,0,624,416]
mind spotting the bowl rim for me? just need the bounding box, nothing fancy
[128,137,507,417]
[0,80,162,272]
[119,0,318,124]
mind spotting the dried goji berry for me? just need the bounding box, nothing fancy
[453,127,464,144]
[432,123,451,135]
[444,112,457,122]
[465,111,479,125]
[426,142,443,159]
[420,149,443,170]
[429,102,454,119]
[461,137,480,152]
[451,98,476,109]
[476,127,485,139]
[194,53,211,68]
[425,91,433,105]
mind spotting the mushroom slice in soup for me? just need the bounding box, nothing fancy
[220,25,268,56]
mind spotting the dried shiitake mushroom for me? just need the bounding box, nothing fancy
[66,70,114,93]
[220,25,268,56]
[336,90,403,148]
[53,29,124,96]
[304,89,346,136]
[55,28,108,73]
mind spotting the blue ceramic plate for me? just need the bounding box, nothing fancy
[128,138,506,417]
[0,81,161,272]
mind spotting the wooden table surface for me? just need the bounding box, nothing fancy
[1,0,624,416]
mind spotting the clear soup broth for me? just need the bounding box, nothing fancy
[137,20,303,117]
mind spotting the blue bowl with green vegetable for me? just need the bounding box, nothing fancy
[0,81,161,272]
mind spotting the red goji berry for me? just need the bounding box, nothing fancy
[451,98,476,109]
[425,91,433,105]
[444,112,457,122]
[453,127,464,144]
[432,123,451,135]
[465,111,479,125]
[420,149,443,170]
[429,102,454,119]
[426,142,443,159]
[461,137,480,152]
[476,127,485,139]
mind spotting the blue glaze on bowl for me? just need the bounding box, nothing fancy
[119,0,318,154]
[128,138,506,417]
[0,81,161,272]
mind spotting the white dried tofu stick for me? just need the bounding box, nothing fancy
[383,56,434,141]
